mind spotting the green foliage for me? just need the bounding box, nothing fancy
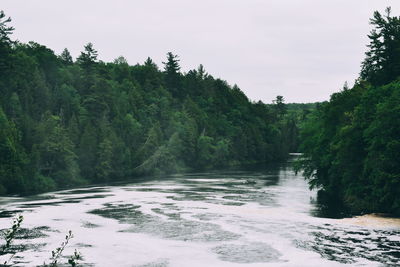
[196,135,215,169]
[67,249,83,267]
[49,230,81,267]
[0,216,82,266]
[0,215,23,265]
[0,11,14,44]
[77,42,98,68]
[0,11,13,85]
[0,10,293,195]
[59,48,73,65]
[96,137,113,181]
[35,112,80,187]
[361,7,400,86]
[0,107,27,194]
[273,95,287,119]
[298,7,400,215]
[214,139,231,167]
[163,52,181,96]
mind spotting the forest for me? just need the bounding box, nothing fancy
[4,5,398,218]
[0,10,308,196]
[297,8,400,216]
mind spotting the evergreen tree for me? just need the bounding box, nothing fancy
[163,52,181,96]
[361,7,400,85]
[298,7,400,215]
[0,9,294,195]
[95,137,113,181]
[60,48,73,65]
[273,95,287,119]
[0,10,13,44]
[0,11,14,84]
[35,112,80,186]
[0,107,26,194]
[77,43,98,66]
[77,42,98,83]
[78,122,98,180]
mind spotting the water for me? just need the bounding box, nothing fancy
[0,160,399,266]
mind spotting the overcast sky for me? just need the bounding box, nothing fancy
[2,0,400,103]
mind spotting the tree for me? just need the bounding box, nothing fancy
[144,57,158,69]
[361,7,400,85]
[136,124,162,164]
[0,10,13,45]
[297,8,400,215]
[35,112,80,187]
[77,43,98,70]
[273,95,287,119]
[0,10,14,80]
[54,84,80,123]
[7,92,23,126]
[214,139,230,167]
[163,52,181,96]
[0,12,294,196]
[0,107,26,194]
[196,135,215,169]
[197,64,207,79]
[60,48,73,65]
[113,56,128,65]
[121,114,142,157]
[78,122,98,180]
[95,137,113,181]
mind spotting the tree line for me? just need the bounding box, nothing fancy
[297,7,400,216]
[0,11,307,195]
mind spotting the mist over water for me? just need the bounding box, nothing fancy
[0,159,399,266]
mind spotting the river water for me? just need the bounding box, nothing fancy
[0,159,399,266]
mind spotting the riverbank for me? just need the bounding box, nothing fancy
[339,214,400,229]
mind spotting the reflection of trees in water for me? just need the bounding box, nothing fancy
[309,191,350,219]
[176,170,282,207]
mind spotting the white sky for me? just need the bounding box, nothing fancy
[2,0,400,103]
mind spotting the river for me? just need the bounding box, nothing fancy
[0,157,399,266]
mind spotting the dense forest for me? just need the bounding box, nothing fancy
[297,8,400,216]
[0,11,311,195]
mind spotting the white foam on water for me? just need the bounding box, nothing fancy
[0,167,398,266]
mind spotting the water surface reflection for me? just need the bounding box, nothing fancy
[0,162,399,266]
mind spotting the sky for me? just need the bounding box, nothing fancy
[2,0,400,103]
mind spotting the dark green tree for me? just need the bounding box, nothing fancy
[163,52,181,96]
[60,48,73,65]
[0,107,26,194]
[35,113,80,187]
[0,10,14,83]
[297,8,400,215]
[0,10,13,44]
[0,10,294,196]
[273,95,287,119]
[361,7,400,85]
[77,43,98,66]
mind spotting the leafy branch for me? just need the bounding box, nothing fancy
[1,214,23,265]
[0,215,83,266]
[48,230,82,267]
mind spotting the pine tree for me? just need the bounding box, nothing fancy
[163,52,181,96]
[77,43,98,71]
[60,48,73,65]
[36,112,80,186]
[361,7,400,85]
[78,122,98,180]
[0,10,13,44]
[95,137,113,181]
[0,10,14,82]
[0,107,26,194]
